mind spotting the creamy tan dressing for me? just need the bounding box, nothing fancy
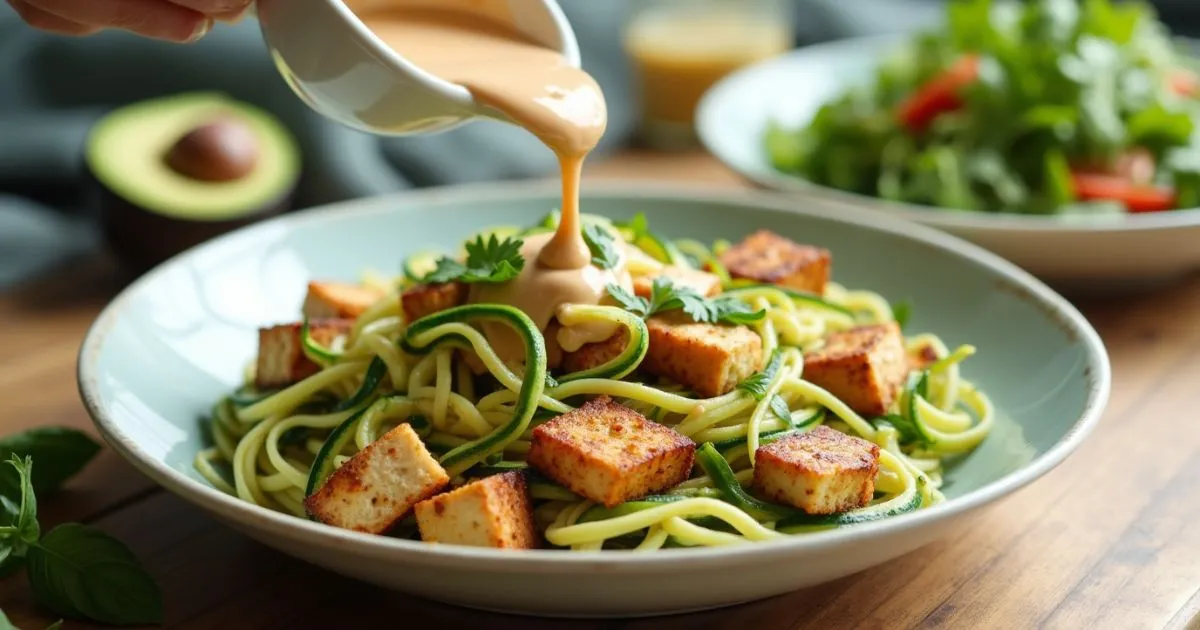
[356,8,616,365]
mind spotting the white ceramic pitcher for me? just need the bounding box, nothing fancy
[255,0,581,135]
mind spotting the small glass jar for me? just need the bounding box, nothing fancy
[622,0,794,151]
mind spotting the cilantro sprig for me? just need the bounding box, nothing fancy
[606,277,765,326]
[735,350,792,423]
[0,429,163,627]
[421,234,525,285]
[582,224,621,270]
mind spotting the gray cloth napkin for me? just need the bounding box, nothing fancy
[0,0,952,288]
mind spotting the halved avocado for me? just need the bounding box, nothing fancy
[87,92,300,272]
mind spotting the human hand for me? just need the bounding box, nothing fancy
[5,0,252,42]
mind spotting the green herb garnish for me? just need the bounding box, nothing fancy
[606,278,765,326]
[735,350,792,423]
[422,234,525,284]
[582,224,621,270]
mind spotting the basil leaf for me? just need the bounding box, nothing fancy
[9,456,38,545]
[27,524,164,625]
[0,428,100,500]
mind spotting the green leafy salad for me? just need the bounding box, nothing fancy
[765,0,1200,214]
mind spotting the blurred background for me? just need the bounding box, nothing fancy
[2,0,1199,289]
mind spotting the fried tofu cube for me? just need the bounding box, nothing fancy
[414,471,538,549]
[641,313,762,397]
[633,266,722,299]
[255,319,352,389]
[302,281,385,319]
[401,282,467,322]
[527,396,695,507]
[803,322,908,416]
[305,423,449,534]
[753,425,879,515]
[561,328,629,374]
[720,230,831,295]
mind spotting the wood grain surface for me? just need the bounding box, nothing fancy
[2,150,1198,630]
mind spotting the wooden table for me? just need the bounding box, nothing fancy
[3,150,1199,630]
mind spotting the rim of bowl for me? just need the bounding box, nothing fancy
[696,33,1200,234]
[77,180,1111,571]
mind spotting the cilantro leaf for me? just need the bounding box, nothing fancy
[0,428,100,500]
[421,235,525,285]
[582,224,621,270]
[605,284,649,316]
[892,300,913,329]
[27,523,164,625]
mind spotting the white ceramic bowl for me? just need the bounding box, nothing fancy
[696,34,1200,292]
[78,182,1109,617]
[256,0,579,135]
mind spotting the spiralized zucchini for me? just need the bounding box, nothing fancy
[196,218,994,550]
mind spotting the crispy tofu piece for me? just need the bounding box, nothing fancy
[255,319,352,389]
[305,423,449,534]
[641,312,762,398]
[401,282,467,323]
[560,328,629,374]
[527,396,695,507]
[753,425,879,515]
[633,266,722,299]
[414,471,538,549]
[719,229,831,295]
[803,322,908,416]
[302,281,385,319]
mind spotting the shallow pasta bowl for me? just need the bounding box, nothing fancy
[696,34,1200,292]
[78,181,1109,617]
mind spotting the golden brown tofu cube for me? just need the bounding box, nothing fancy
[753,425,879,515]
[527,396,695,507]
[641,313,762,398]
[414,471,538,549]
[803,322,908,416]
[255,319,352,389]
[632,266,722,299]
[560,328,629,374]
[302,281,385,319]
[401,282,467,323]
[720,229,831,295]
[305,423,449,534]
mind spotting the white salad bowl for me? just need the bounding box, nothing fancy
[696,34,1200,293]
[78,182,1109,617]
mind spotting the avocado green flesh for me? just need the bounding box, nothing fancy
[87,92,300,221]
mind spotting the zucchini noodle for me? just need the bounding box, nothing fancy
[197,218,996,550]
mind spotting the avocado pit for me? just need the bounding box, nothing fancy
[165,117,260,182]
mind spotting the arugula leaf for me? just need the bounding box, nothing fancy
[891,300,913,329]
[582,224,621,270]
[0,428,100,500]
[422,234,525,285]
[27,523,164,625]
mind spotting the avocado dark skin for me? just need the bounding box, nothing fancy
[94,113,295,274]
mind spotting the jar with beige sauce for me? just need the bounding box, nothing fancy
[623,0,794,151]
